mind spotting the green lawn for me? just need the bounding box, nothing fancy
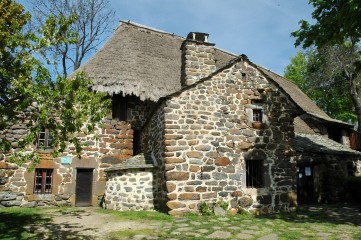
[1,205,361,240]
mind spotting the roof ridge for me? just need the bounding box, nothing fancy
[120,20,185,39]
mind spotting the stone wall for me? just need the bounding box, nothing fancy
[141,102,168,211]
[104,169,154,211]
[182,39,216,86]
[0,95,150,207]
[161,58,298,215]
[295,152,360,203]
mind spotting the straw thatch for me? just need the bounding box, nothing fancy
[75,20,350,128]
[74,21,235,101]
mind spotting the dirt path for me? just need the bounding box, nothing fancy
[29,208,161,239]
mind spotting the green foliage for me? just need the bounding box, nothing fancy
[198,199,229,216]
[291,0,361,130]
[215,199,229,211]
[292,0,361,48]
[199,201,214,216]
[0,0,110,165]
[285,46,359,124]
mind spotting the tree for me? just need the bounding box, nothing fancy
[0,0,110,165]
[30,0,116,77]
[285,48,358,124]
[292,0,361,131]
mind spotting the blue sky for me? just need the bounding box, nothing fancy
[110,0,314,75]
[19,0,314,75]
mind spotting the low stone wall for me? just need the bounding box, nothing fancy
[0,191,71,207]
[104,169,155,211]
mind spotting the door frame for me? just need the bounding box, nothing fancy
[75,168,94,207]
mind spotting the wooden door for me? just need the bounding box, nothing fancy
[75,169,93,207]
[297,165,315,204]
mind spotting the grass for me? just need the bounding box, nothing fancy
[97,208,174,222]
[1,204,361,240]
[0,207,50,240]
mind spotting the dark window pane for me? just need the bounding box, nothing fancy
[246,160,264,188]
[34,169,53,194]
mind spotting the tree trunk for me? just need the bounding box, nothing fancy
[349,74,361,132]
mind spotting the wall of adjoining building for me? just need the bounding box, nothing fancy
[0,96,151,207]
[103,169,155,211]
[295,152,361,203]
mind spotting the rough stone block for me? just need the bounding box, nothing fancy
[165,172,189,181]
[238,197,253,208]
[179,193,200,200]
[195,145,212,151]
[166,182,176,192]
[166,201,186,209]
[202,192,217,199]
[186,151,203,159]
[212,172,227,180]
[189,165,201,172]
[215,157,231,166]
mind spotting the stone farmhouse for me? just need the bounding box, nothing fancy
[1,21,360,214]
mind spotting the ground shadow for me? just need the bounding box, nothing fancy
[0,209,96,240]
[257,202,361,226]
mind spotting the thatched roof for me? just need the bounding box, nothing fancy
[254,66,352,126]
[74,21,235,101]
[76,20,351,128]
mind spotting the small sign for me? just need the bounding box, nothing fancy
[305,167,312,176]
[61,156,72,165]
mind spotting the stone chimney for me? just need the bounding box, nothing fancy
[181,32,216,86]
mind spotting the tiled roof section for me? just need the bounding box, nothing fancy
[104,153,155,171]
[294,116,316,134]
[294,133,361,156]
[74,21,236,101]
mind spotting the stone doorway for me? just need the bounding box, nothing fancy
[75,168,93,207]
[297,165,316,204]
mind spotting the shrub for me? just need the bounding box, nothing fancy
[199,202,213,216]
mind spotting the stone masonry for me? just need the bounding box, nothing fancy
[143,44,299,215]
[182,33,216,86]
[0,95,151,207]
[104,169,154,211]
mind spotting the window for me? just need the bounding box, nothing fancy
[34,169,53,194]
[112,94,128,121]
[246,160,264,188]
[252,109,263,122]
[38,127,53,148]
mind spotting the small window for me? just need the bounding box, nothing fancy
[34,169,53,194]
[112,94,128,121]
[246,160,264,188]
[38,127,53,148]
[252,109,263,122]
